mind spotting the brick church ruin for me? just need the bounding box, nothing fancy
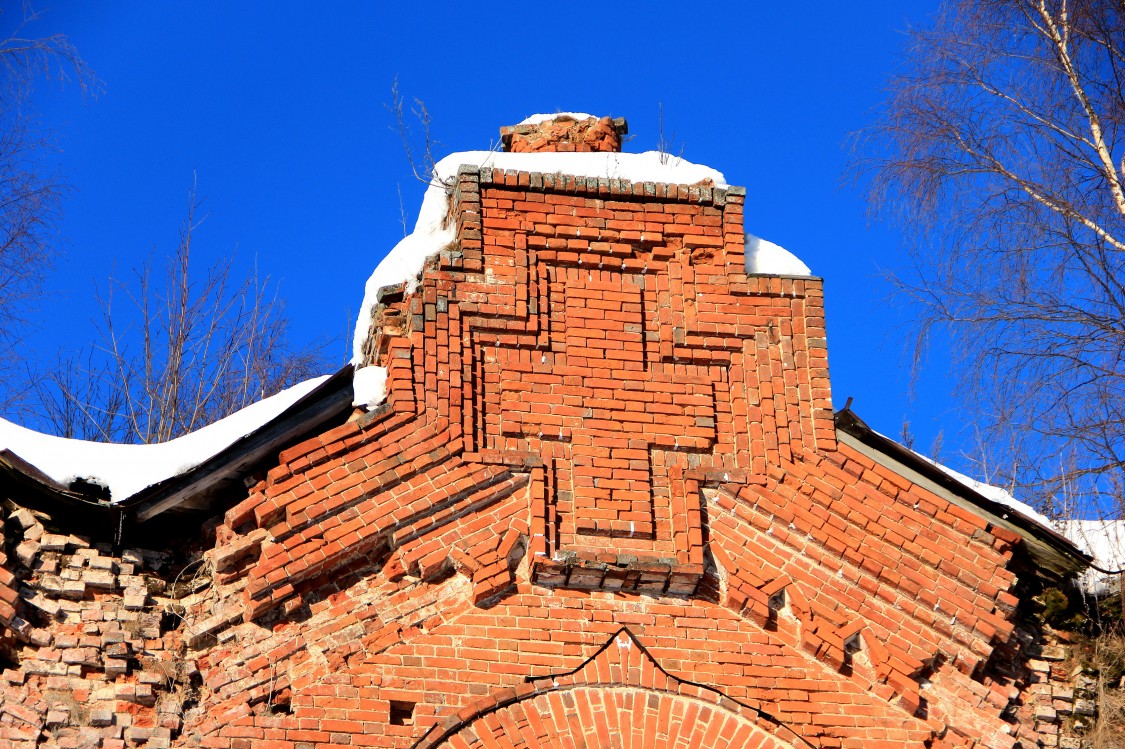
[0,114,1112,748]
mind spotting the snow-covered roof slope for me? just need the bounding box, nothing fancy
[352,149,731,363]
[913,447,1124,589]
[0,375,329,503]
[921,458,1056,529]
[746,234,812,276]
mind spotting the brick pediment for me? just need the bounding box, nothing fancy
[236,166,836,617]
[0,125,1088,749]
[199,159,1033,746]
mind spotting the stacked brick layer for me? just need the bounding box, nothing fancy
[0,509,190,749]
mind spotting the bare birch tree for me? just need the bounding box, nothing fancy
[33,185,325,443]
[861,0,1125,521]
[0,5,98,406]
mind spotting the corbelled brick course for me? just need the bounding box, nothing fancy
[0,115,1088,747]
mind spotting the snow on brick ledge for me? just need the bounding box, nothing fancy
[352,365,388,409]
[746,233,812,276]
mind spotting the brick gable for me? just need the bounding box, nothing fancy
[0,115,1092,748]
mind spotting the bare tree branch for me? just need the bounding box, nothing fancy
[31,182,326,443]
[857,0,1125,522]
[0,4,100,410]
[387,77,441,187]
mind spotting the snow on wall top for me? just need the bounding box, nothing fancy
[517,112,596,126]
[0,375,329,503]
[352,149,731,363]
[746,234,812,276]
[352,147,814,365]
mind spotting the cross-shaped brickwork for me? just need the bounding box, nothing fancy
[495,264,717,558]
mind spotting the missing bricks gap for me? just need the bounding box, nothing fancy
[389,700,415,726]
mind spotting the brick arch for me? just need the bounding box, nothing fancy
[430,686,797,749]
[412,628,804,749]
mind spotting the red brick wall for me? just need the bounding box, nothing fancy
[0,163,1053,748]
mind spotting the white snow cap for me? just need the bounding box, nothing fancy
[745,234,812,276]
[0,375,329,502]
[352,366,388,409]
[352,149,729,363]
[517,112,597,126]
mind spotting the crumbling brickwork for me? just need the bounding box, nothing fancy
[499,115,627,153]
[0,508,194,749]
[0,115,1100,748]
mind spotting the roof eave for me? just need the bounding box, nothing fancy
[124,364,356,522]
[0,366,355,531]
[835,408,1091,579]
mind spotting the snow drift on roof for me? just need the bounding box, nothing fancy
[0,375,329,503]
[883,428,1055,528]
[925,459,1055,528]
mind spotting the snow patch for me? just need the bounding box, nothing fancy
[517,112,596,126]
[1060,520,1125,594]
[745,234,811,277]
[352,149,729,363]
[352,366,388,409]
[912,451,1056,528]
[0,375,330,502]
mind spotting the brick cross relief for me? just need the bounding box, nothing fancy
[492,263,718,566]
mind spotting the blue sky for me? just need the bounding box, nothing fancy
[10,2,970,462]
